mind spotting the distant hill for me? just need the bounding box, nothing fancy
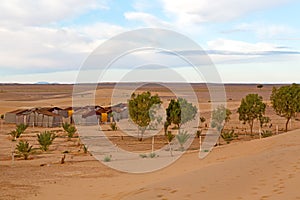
[35,82,60,85]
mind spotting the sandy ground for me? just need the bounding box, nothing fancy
[24,129,300,200]
[1,83,300,200]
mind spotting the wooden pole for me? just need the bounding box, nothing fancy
[152,136,154,153]
[199,134,202,152]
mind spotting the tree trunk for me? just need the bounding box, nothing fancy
[250,120,254,135]
[168,141,173,157]
[285,117,291,132]
[139,127,146,141]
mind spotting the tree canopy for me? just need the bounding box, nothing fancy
[270,84,300,132]
[237,93,266,134]
[211,105,231,133]
[166,97,197,129]
[128,91,162,141]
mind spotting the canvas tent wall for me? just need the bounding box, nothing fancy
[109,103,128,122]
[5,109,28,124]
[36,109,62,127]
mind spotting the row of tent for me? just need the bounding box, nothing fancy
[4,103,128,127]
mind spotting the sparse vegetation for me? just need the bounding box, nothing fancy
[176,130,190,151]
[238,94,266,135]
[103,155,112,162]
[62,123,77,140]
[165,98,197,130]
[221,130,238,144]
[128,91,162,141]
[166,131,175,156]
[139,154,147,158]
[257,84,263,89]
[149,152,157,158]
[9,124,28,141]
[211,105,232,145]
[196,130,202,138]
[271,84,300,132]
[261,130,273,138]
[211,105,231,133]
[15,140,33,160]
[37,131,56,151]
[110,122,118,131]
[83,145,88,154]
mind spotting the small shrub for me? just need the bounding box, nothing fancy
[221,130,238,144]
[166,131,175,143]
[261,130,273,138]
[176,130,190,151]
[83,145,88,154]
[0,114,4,119]
[62,123,77,140]
[200,116,206,123]
[37,131,56,151]
[149,152,156,158]
[139,154,147,158]
[15,140,33,160]
[110,122,117,131]
[103,155,111,162]
[9,124,28,140]
[196,130,202,138]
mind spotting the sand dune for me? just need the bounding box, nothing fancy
[27,129,300,200]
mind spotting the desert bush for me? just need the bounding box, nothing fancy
[261,130,273,138]
[0,114,4,119]
[176,130,190,151]
[110,122,117,131]
[139,154,147,158]
[196,130,202,138]
[83,145,88,154]
[62,123,77,140]
[37,131,56,151]
[149,152,156,158]
[221,130,238,144]
[103,155,111,162]
[15,140,33,160]
[9,124,28,141]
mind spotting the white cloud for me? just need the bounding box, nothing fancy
[235,23,296,39]
[0,23,126,73]
[124,12,171,28]
[0,0,107,26]
[160,0,291,24]
[207,39,279,52]
[206,38,300,65]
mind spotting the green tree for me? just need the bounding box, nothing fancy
[166,98,197,130]
[257,84,263,89]
[37,131,56,151]
[237,94,266,135]
[15,140,33,160]
[271,84,300,132]
[211,105,232,145]
[128,91,162,141]
[211,105,231,133]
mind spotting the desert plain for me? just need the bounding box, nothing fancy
[1,83,300,200]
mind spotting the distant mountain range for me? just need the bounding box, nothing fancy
[35,82,60,85]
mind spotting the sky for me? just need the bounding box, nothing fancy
[0,0,299,83]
